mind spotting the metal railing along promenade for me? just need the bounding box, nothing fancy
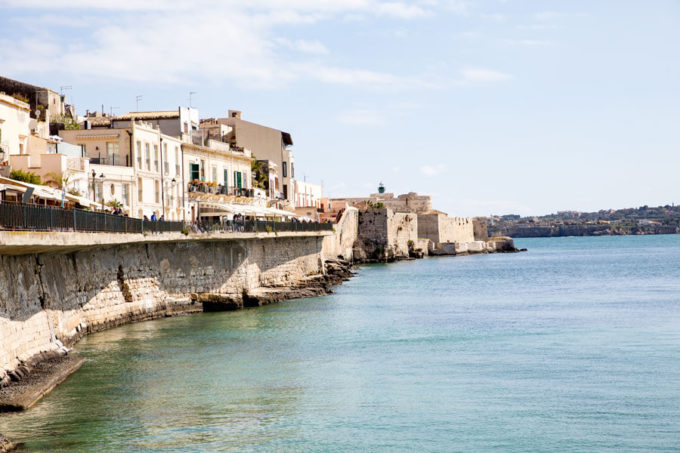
[0,203,333,235]
[192,220,334,234]
[0,202,184,234]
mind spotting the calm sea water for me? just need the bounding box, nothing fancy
[2,235,680,452]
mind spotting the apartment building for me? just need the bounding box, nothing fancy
[60,119,185,220]
[201,110,295,204]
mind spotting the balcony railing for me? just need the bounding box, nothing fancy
[187,183,254,197]
[90,155,129,167]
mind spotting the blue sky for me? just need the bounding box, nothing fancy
[1,0,678,216]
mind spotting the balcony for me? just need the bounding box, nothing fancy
[187,181,254,197]
[90,155,129,167]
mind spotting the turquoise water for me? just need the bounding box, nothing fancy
[2,235,680,452]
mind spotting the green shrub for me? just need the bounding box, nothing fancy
[10,169,42,185]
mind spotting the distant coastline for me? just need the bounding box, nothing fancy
[489,204,680,238]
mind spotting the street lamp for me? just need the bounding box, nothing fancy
[170,178,177,220]
[99,173,105,212]
[91,169,96,203]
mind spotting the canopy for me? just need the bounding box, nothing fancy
[197,200,299,219]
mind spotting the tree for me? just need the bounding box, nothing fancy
[251,156,267,190]
[46,171,73,190]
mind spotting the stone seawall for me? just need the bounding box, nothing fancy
[0,234,327,389]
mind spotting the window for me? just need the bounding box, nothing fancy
[175,147,180,176]
[291,163,294,178]
[136,141,142,168]
[80,144,86,157]
[234,171,242,189]
[282,161,287,178]
[190,163,199,181]
[223,169,228,187]
[145,143,150,169]
[110,184,115,196]
[163,143,169,174]
[154,145,159,172]
[200,160,205,180]
[106,142,118,165]
[154,180,160,203]
[122,184,130,206]
[137,178,143,202]
[212,166,217,183]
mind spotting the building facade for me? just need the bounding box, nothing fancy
[60,120,185,220]
[0,93,31,162]
[203,110,295,204]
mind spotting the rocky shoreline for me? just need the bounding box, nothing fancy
[0,434,15,453]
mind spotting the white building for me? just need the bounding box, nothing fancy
[0,93,31,163]
[294,180,323,209]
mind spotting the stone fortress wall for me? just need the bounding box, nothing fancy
[353,209,417,261]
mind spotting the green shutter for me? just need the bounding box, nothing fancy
[190,163,199,181]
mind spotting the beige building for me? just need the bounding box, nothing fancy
[0,93,31,162]
[182,139,254,222]
[60,120,185,220]
[202,111,295,203]
[9,136,91,197]
[0,75,72,138]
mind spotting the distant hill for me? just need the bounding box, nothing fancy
[488,205,680,238]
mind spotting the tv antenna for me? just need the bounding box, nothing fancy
[189,91,197,108]
[136,95,143,111]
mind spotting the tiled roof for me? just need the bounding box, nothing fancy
[116,111,179,120]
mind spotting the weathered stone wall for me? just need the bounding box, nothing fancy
[440,216,474,243]
[322,207,358,261]
[417,213,441,243]
[473,218,489,241]
[417,213,475,244]
[0,236,324,386]
[355,209,417,261]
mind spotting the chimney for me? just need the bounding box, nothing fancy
[228,110,242,119]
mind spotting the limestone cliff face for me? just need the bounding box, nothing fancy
[0,236,325,387]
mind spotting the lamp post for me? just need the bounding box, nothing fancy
[99,173,105,212]
[91,169,96,204]
[171,178,176,219]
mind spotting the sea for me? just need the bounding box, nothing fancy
[1,235,680,452]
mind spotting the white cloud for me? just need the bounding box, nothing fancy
[0,1,449,90]
[420,164,447,176]
[374,2,431,19]
[459,68,512,83]
[276,38,329,54]
[336,109,388,126]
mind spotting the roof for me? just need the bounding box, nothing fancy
[0,177,95,207]
[85,117,112,127]
[116,111,179,120]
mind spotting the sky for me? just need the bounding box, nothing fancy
[1,0,678,216]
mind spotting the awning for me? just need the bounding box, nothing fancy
[197,201,300,219]
[76,134,120,140]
